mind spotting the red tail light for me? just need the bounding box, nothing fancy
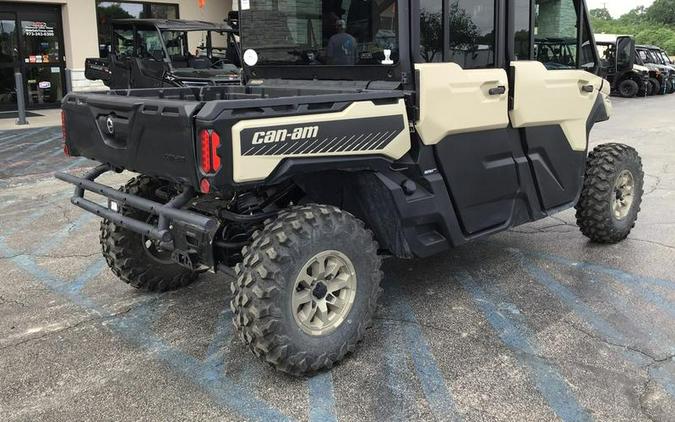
[198,129,222,174]
[199,129,212,173]
[210,131,221,171]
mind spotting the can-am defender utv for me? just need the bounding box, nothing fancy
[57,0,643,376]
[635,45,672,95]
[85,19,241,89]
[595,34,649,97]
[644,45,675,94]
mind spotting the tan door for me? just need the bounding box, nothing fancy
[415,63,510,145]
[509,61,606,151]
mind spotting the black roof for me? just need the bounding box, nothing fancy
[111,19,235,32]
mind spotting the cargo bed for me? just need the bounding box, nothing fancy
[62,84,404,188]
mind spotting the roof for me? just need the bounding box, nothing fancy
[111,19,235,32]
[594,34,632,44]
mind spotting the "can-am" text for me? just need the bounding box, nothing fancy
[251,126,319,145]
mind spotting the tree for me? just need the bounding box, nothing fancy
[646,0,675,25]
[619,6,647,25]
[590,8,612,21]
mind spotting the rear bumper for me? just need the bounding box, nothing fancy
[55,165,219,268]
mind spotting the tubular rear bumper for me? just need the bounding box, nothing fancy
[55,165,219,250]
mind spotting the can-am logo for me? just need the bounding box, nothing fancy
[251,126,319,145]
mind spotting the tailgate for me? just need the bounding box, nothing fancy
[63,93,202,186]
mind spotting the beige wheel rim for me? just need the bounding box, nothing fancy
[612,169,635,220]
[292,250,357,336]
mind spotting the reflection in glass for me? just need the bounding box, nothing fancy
[446,0,495,69]
[96,1,179,57]
[239,0,399,66]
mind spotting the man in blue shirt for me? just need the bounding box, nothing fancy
[326,19,357,65]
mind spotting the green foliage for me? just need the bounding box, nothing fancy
[590,8,612,21]
[590,1,675,54]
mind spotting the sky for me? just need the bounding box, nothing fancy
[587,0,655,18]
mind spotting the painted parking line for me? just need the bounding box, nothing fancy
[308,371,338,422]
[380,290,417,421]
[0,237,295,421]
[33,212,95,255]
[512,249,675,398]
[527,251,675,319]
[456,270,592,422]
[387,281,462,421]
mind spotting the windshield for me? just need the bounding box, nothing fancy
[238,0,399,66]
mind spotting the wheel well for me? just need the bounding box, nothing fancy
[293,170,411,257]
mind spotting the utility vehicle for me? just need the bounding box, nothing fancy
[635,45,672,95]
[57,0,644,376]
[85,19,241,89]
[644,45,675,94]
[595,34,649,97]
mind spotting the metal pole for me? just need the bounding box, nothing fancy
[14,72,28,126]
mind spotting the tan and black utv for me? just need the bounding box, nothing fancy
[58,0,643,376]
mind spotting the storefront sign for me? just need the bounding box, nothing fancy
[23,21,55,37]
[38,81,51,89]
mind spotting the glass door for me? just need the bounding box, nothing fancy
[0,12,19,111]
[20,10,65,108]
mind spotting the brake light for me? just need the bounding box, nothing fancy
[210,131,221,171]
[61,111,70,156]
[198,129,222,174]
[199,129,212,173]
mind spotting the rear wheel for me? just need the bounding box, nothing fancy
[575,144,644,244]
[230,204,382,376]
[100,176,198,292]
[618,79,639,98]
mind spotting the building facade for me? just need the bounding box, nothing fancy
[0,0,234,111]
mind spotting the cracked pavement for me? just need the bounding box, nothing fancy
[0,96,674,421]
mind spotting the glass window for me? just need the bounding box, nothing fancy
[112,27,134,57]
[446,0,496,69]
[513,0,531,60]
[21,19,61,64]
[25,65,63,106]
[0,18,17,64]
[534,0,578,69]
[96,1,179,57]
[239,0,399,66]
[419,0,442,62]
[136,28,163,59]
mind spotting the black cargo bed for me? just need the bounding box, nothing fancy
[62,84,403,188]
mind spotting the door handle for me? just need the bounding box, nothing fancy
[488,85,506,96]
[581,84,594,93]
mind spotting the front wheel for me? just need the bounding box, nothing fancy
[230,204,382,376]
[618,79,639,98]
[575,144,644,243]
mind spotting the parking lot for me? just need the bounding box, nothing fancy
[0,96,673,421]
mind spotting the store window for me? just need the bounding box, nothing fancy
[96,1,179,57]
[446,0,495,69]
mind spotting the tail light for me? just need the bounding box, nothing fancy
[61,110,70,156]
[198,129,221,174]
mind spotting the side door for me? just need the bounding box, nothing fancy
[415,0,528,235]
[509,0,606,210]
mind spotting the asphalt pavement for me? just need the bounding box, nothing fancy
[0,96,673,421]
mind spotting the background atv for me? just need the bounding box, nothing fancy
[58,0,643,376]
[595,34,649,98]
[85,19,241,89]
[635,45,671,95]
